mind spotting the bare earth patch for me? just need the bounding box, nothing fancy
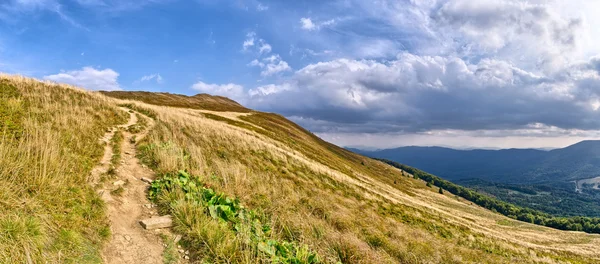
[93,108,168,264]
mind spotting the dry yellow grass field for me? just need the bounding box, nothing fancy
[1,75,600,263]
[0,75,128,263]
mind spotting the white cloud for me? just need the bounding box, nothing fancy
[300,17,335,31]
[248,54,291,76]
[137,73,163,84]
[246,53,600,138]
[44,66,122,91]
[256,3,268,11]
[191,81,247,104]
[259,42,272,54]
[300,17,316,31]
[243,32,272,55]
[243,32,256,50]
[433,0,585,73]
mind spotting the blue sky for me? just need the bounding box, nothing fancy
[4,0,600,149]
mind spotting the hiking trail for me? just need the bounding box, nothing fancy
[91,107,169,264]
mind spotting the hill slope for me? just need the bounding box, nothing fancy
[99,91,250,113]
[2,75,600,263]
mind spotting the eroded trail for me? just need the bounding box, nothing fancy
[94,108,165,264]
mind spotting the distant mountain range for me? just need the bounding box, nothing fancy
[350,140,600,184]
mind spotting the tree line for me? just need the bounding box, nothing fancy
[378,159,600,234]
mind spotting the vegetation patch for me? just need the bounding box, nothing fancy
[0,81,24,139]
[118,103,158,119]
[104,91,251,113]
[149,170,320,263]
[381,159,600,234]
[110,130,124,167]
[0,76,128,263]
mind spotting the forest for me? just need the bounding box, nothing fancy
[379,159,600,234]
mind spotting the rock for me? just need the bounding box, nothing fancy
[124,235,131,242]
[113,180,125,186]
[184,255,189,260]
[178,249,184,253]
[139,215,173,230]
[144,204,152,209]
[184,250,189,255]
[174,235,182,244]
[125,151,131,155]
[141,177,153,184]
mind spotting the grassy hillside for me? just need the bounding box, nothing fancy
[2,75,600,263]
[99,91,250,113]
[0,75,128,263]
[107,94,600,263]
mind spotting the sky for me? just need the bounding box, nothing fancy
[3,0,600,150]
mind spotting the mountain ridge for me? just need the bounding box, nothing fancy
[350,140,600,184]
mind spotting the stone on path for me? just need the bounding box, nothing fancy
[113,180,126,186]
[139,215,173,230]
[141,177,153,184]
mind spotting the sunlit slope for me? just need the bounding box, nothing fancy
[0,75,128,263]
[105,92,600,263]
[100,91,250,112]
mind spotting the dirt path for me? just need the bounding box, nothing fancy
[93,108,166,264]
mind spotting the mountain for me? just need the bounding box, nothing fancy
[2,74,600,263]
[351,141,600,184]
[351,143,600,217]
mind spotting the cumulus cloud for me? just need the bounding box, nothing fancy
[244,53,600,136]
[300,18,316,30]
[44,66,122,91]
[248,54,291,76]
[243,32,272,54]
[432,0,585,73]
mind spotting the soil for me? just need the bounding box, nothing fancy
[93,108,166,264]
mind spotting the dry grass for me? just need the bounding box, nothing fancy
[3,75,600,264]
[0,75,128,263]
[126,99,600,263]
[101,91,250,112]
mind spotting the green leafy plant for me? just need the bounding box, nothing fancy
[149,170,320,263]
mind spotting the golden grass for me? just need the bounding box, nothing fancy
[101,91,250,112]
[125,100,600,263]
[0,75,128,263]
[3,75,600,263]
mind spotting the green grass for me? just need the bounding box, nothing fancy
[159,233,179,264]
[0,80,24,139]
[149,170,320,263]
[110,130,124,167]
